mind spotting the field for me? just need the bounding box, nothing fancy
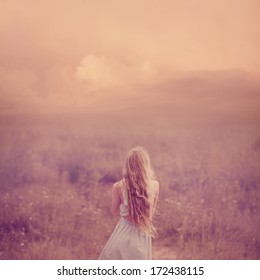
[0,113,259,259]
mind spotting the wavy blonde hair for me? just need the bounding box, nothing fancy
[123,146,157,236]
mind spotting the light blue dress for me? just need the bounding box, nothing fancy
[98,181,152,260]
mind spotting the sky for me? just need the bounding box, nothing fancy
[0,0,259,118]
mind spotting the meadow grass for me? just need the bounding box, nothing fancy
[0,115,259,259]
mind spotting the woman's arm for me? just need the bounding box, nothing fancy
[111,183,121,216]
[152,181,159,216]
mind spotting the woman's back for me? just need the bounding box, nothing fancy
[116,178,159,224]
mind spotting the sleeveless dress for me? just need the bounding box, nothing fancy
[98,180,152,260]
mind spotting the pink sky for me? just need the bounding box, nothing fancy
[0,0,259,116]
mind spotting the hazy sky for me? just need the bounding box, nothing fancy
[0,0,259,116]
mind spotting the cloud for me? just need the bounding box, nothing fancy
[0,0,259,117]
[75,54,157,90]
[0,67,39,113]
[0,63,84,114]
[0,67,37,96]
[137,70,260,121]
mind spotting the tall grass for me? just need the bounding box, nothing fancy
[0,115,259,259]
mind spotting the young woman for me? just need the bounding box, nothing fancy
[98,146,159,260]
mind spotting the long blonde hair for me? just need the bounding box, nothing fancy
[123,146,157,236]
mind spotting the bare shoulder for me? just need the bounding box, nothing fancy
[112,179,124,192]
